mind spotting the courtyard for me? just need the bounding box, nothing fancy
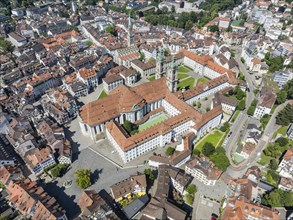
[138,112,169,131]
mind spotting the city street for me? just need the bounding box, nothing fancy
[223,47,256,175]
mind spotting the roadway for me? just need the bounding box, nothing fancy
[223,47,256,172]
[227,100,290,178]
[223,47,288,178]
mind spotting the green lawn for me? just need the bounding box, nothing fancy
[273,125,288,138]
[138,114,168,131]
[178,65,192,73]
[234,153,245,164]
[148,75,156,81]
[263,74,280,92]
[177,77,195,90]
[195,130,225,152]
[196,77,209,85]
[231,110,240,122]
[258,153,272,166]
[271,104,278,114]
[178,73,189,80]
[98,90,107,99]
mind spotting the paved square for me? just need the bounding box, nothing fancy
[43,148,145,218]
[196,197,220,220]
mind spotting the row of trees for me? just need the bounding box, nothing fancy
[276,104,293,126]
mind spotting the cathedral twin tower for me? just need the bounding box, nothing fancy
[155,47,178,93]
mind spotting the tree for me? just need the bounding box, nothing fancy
[85,41,93,47]
[202,142,215,157]
[193,148,200,156]
[144,168,155,180]
[210,153,230,171]
[236,89,245,100]
[265,55,284,73]
[260,114,270,129]
[186,184,197,195]
[262,189,293,207]
[216,147,226,154]
[166,146,175,156]
[276,90,287,104]
[139,52,145,61]
[185,20,194,31]
[197,101,201,108]
[171,5,175,13]
[75,169,92,189]
[276,104,293,126]
[185,193,194,205]
[234,86,245,100]
[59,11,69,18]
[123,120,133,133]
[209,25,219,32]
[161,6,169,14]
[247,106,256,116]
[277,79,293,103]
[105,25,117,36]
[237,100,246,110]
[275,137,288,147]
[264,144,282,158]
[251,99,258,107]
[220,122,230,132]
[269,159,278,170]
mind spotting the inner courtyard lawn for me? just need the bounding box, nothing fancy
[196,77,209,85]
[195,130,225,152]
[177,77,195,90]
[148,75,156,81]
[138,113,169,131]
[98,90,107,99]
[178,65,192,73]
[178,73,189,80]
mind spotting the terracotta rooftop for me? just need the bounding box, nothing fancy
[283,148,293,161]
[6,179,66,218]
[80,78,167,126]
[175,74,229,101]
[222,197,279,220]
[0,165,23,186]
[78,67,97,80]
